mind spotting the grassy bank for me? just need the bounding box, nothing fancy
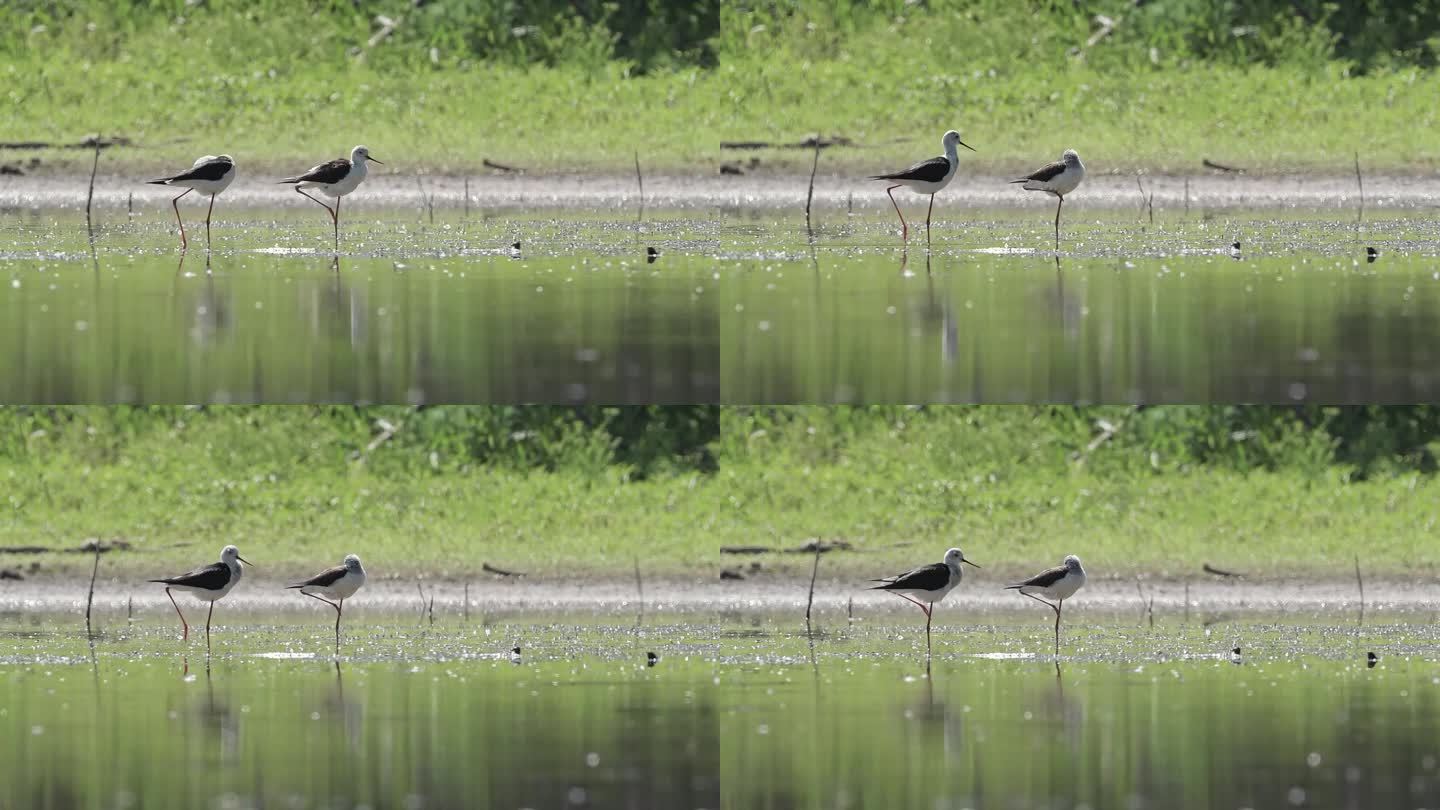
[715,407,1440,582]
[6,2,1440,173]
[0,406,719,580]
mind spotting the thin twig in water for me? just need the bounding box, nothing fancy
[463,581,470,621]
[1183,580,1190,624]
[84,543,101,633]
[1354,553,1365,624]
[633,556,645,613]
[1183,177,1190,216]
[416,582,427,618]
[463,177,470,219]
[126,595,133,622]
[804,140,821,231]
[634,151,645,209]
[805,547,822,623]
[85,143,101,232]
[1354,151,1365,227]
[847,596,854,623]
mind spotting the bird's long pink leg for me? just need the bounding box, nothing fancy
[925,193,936,243]
[890,591,931,615]
[296,188,337,223]
[205,602,214,643]
[333,196,341,251]
[885,185,908,241]
[1054,195,1064,251]
[170,188,193,249]
[205,193,217,250]
[164,588,189,640]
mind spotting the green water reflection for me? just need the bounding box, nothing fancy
[721,620,1440,809]
[0,621,718,810]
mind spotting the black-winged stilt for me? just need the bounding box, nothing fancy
[1005,554,1087,655]
[1011,149,1086,250]
[279,145,383,250]
[286,554,367,642]
[869,130,975,242]
[146,155,236,250]
[148,544,252,641]
[870,547,980,653]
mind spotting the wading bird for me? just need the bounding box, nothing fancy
[149,544,252,642]
[1005,554,1087,655]
[870,547,980,654]
[870,130,975,242]
[1011,149,1085,250]
[278,145,382,251]
[286,554,367,643]
[146,154,237,250]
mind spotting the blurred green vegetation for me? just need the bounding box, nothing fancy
[5,1,1440,170]
[0,406,718,578]
[716,406,1440,579]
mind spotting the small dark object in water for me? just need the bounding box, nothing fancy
[1367,652,1378,668]
[511,241,521,251]
[720,568,745,580]
[719,163,744,176]
[511,646,521,655]
[1366,247,1378,263]
[646,652,658,667]
[0,164,22,176]
[1203,158,1243,173]
[0,568,22,581]
[646,247,659,264]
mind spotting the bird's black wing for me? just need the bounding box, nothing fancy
[150,562,231,589]
[148,157,233,185]
[1005,565,1067,589]
[1010,160,1066,184]
[287,565,347,589]
[871,156,951,183]
[280,158,349,185]
[871,562,950,591]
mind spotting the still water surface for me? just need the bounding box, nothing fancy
[0,211,717,403]
[0,614,717,809]
[724,210,1440,403]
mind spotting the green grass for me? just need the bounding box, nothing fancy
[714,407,1440,581]
[7,1,1440,174]
[0,406,719,580]
[6,406,1440,583]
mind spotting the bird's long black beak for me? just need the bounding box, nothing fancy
[959,140,977,153]
[367,157,384,164]
[238,555,255,567]
[963,558,981,568]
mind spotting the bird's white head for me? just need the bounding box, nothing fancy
[1064,554,1083,570]
[942,129,977,154]
[351,145,383,165]
[344,554,364,571]
[220,545,253,567]
[945,547,982,569]
[1062,149,1082,166]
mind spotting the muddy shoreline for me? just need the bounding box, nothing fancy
[3,171,1434,212]
[0,575,1427,615]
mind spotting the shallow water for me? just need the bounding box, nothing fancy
[0,211,717,403]
[7,205,1440,403]
[6,607,1439,808]
[724,210,1440,403]
[0,613,718,809]
[720,612,1440,810]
